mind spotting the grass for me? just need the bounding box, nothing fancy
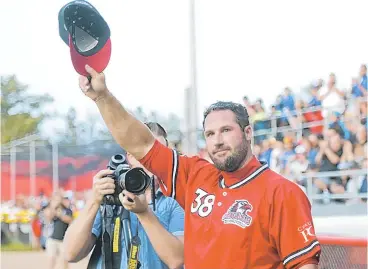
[0,242,35,252]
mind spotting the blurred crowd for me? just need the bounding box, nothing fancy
[1,190,88,225]
[243,64,367,203]
[1,189,89,249]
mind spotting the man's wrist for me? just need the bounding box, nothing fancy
[94,90,112,104]
[86,198,101,211]
[135,208,152,220]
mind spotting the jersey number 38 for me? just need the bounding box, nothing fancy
[190,188,216,217]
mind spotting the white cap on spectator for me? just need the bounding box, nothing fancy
[295,145,306,154]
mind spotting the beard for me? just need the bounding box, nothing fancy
[209,139,249,172]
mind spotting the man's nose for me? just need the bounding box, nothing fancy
[213,133,225,147]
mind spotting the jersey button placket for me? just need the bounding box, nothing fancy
[217,191,226,207]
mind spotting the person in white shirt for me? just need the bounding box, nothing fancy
[319,73,346,117]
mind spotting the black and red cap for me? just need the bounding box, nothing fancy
[60,0,111,76]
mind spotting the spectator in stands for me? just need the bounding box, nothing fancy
[274,94,283,111]
[242,95,255,117]
[342,113,361,145]
[353,125,367,160]
[258,139,272,165]
[352,64,367,97]
[314,130,344,202]
[268,138,284,173]
[284,144,309,193]
[328,112,350,140]
[270,105,282,122]
[309,85,322,108]
[302,134,320,170]
[319,73,346,117]
[273,94,290,138]
[269,105,284,141]
[341,123,367,164]
[354,64,368,126]
[280,88,301,130]
[315,79,324,90]
[279,136,295,172]
[295,99,307,131]
[251,99,268,144]
[280,87,296,112]
[351,78,363,98]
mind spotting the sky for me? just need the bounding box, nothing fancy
[1,0,367,133]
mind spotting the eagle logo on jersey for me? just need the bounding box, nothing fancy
[222,200,253,229]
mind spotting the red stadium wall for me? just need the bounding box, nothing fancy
[1,156,109,200]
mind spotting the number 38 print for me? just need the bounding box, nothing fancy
[190,188,216,217]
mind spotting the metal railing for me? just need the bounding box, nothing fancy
[298,169,367,204]
[251,98,367,140]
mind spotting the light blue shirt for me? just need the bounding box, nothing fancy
[91,190,184,269]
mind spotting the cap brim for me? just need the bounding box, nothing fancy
[58,3,69,46]
[69,36,111,76]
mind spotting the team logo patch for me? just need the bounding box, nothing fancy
[222,200,253,228]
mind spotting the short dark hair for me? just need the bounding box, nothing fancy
[202,101,250,130]
[145,122,168,145]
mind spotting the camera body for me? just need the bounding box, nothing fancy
[103,154,152,206]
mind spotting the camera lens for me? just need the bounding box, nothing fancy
[111,154,125,163]
[121,168,150,195]
[108,154,127,171]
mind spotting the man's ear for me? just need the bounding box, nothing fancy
[244,125,253,141]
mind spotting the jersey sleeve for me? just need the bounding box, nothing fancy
[139,139,199,207]
[269,182,321,269]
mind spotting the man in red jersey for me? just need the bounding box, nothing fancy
[78,65,321,269]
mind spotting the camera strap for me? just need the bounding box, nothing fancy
[100,205,124,269]
[111,207,123,269]
[101,205,114,269]
[127,220,141,269]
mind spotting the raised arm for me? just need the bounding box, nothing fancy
[79,65,199,205]
[79,65,155,159]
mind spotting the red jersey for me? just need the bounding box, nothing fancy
[139,140,321,269]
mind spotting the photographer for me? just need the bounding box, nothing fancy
[44,191,73,269]
[63,122,184,269]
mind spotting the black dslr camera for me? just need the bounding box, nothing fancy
[103,154,152,205]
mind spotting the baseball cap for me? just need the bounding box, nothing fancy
[58,2,69,46]
[62,0,111,76]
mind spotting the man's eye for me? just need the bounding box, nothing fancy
[223,128,230,132]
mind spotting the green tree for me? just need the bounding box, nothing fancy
[1,75,54,144]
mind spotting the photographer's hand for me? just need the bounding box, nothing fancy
[92,169,115,205]
[119,190,149,214]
